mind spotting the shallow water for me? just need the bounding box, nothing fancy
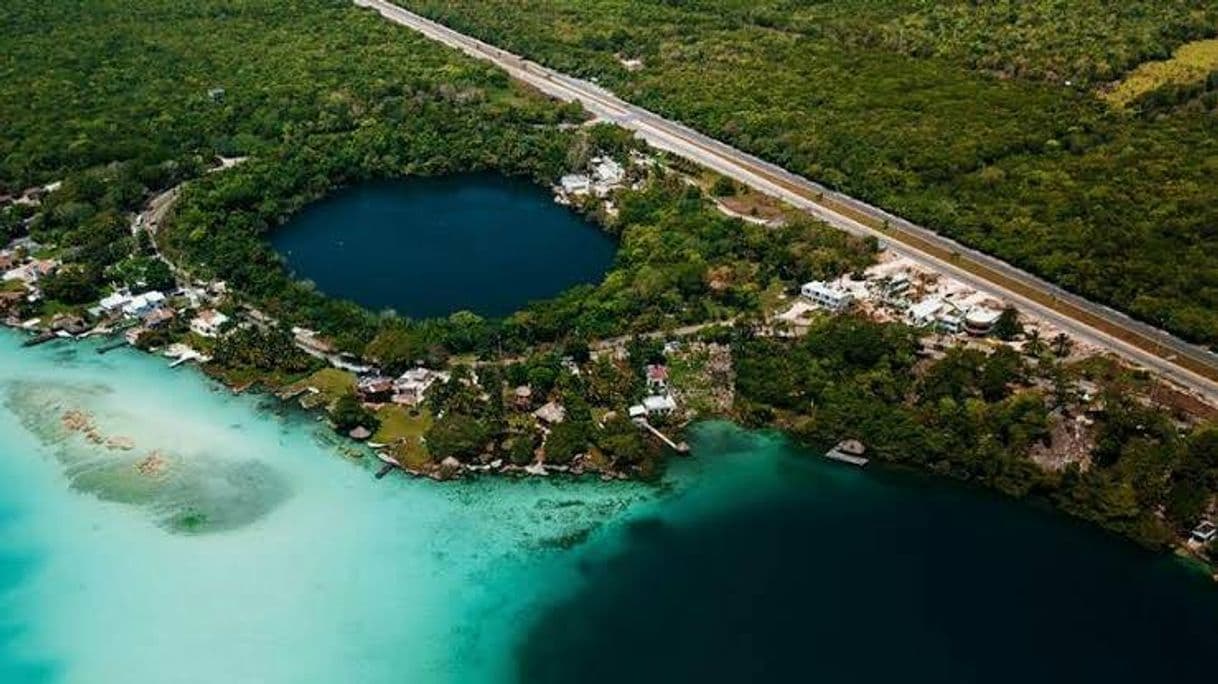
[269,174,617,319]
[0,334,1216,683]
[0,334,655,683]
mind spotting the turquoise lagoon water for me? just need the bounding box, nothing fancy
[2,333,1217,683]
[269,175,617,319]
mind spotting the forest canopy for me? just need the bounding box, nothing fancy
[397,0,1218,347]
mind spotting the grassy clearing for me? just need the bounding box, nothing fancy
[1105,39,1218,107]
[374,404,433,468]
[286,368,356,408]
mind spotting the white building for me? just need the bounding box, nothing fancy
[1191,521,1217,544]
[965,306,1003,336]
[645,364,669,392]
[99,291,132,314]
[592,157,625,185]
[642,394,677,416]
[800,281,854,312]
[190,309,230,337]
[3,259,57,285]
[392,367,448,406]
[886,273,911,297]
[559,174,591,196]
[121,291,165,318]
[937,311,966,334]
[906,297,944,327]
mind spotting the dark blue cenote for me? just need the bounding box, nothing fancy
[517,424,1218,684]
[270,174,617,319]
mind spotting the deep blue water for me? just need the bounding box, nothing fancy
[518,425,1218,683]
[269,174,617,319]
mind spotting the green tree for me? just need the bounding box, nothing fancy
[425,413,489,462]
[331,392,378,434]
[992,306,1023,341]
[544,421,588,464]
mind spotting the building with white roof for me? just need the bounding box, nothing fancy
[800,281,854,312]
[559,174,591,196]
[907,297,944,327]
[592,157,625,185]
[392,367,448,406]
[642,394,677,416]
[121,291,165,318]
[965,306,1003,336]
[99,291,132,313]
[190,309,230,337]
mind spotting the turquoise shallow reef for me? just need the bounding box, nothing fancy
[0,332,1216,684]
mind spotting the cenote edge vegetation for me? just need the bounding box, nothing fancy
[269,174,617,319]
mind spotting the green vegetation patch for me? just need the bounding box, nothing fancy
[400,0,1218,345]
[375,405,433,468]
[287,368,357,409]
[1105,39,1218,107]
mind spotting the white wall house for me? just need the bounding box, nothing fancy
[965,306,1003,336]
[99,291,132,314]
[190,309,229,337]
[560,174,591,195]
[121,291,165,318]
[907,297,944,327]
[392,367,449,406]
[800,281,854,312]
[642,394,677,416]
[592,157,625,185]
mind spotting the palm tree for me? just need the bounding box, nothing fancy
[1051,332,1073,358]
[1025,328,1046,357]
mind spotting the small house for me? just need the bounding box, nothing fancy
[800,280,853,312]
[645,364,669,392]
[886,273,911,297]
[1191,521,1217,544]
[513,385,533,410]
[143,307,175,328]
[190,309,229,337]
[392,367,446,406]
[559,174,591,196]
[642,394,676,416]
[964,306,1003,336]
[358,376,395,403]
[121,290,165,318]
[936,311,965,335]
[99,291,132,314]
[592,157,625,186]
[906,297,944,328]
[533,401,566,425]
[292,327,336,355]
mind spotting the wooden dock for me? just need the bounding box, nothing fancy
[374,452,400,479]
[638,420,691,454]
[96,340,128,354]
[22,331,56,347]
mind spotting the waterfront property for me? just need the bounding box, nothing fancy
[189,309,229,338]
[269,174,617,319]
[121,291,166,318]
[391,367,447,407]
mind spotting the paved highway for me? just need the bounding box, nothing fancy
[355,0,1218,404]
